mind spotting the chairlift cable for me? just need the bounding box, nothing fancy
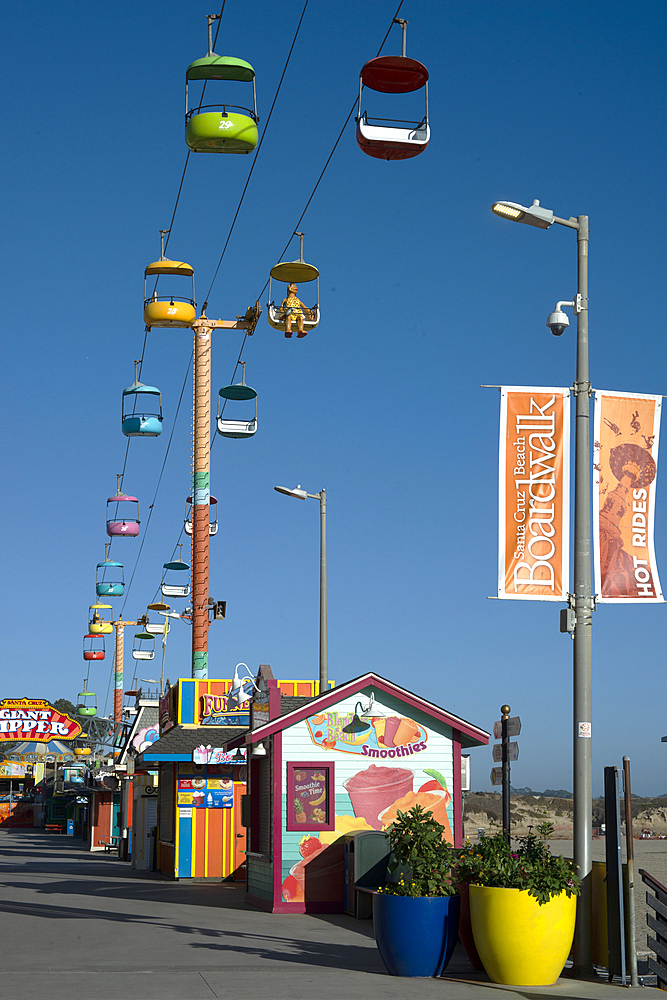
[202,0,310,308]
[100,3,405,703]
[209,0,405,452]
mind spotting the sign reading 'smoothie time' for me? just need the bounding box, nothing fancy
[0,699,82,741]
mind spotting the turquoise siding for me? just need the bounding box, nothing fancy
[248,857,272,900]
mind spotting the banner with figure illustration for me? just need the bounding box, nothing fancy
[498,387,570,600]
[593,391,663,602]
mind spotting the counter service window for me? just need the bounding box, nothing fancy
[286,762,335,832]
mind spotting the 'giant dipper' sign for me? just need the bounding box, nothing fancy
[0,699,82,741]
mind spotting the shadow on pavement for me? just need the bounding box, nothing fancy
[0,896,385,973]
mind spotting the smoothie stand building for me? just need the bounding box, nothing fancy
[220,669,488,913]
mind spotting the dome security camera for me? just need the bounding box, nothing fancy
[546,309,569,336]
[546,300,574,337]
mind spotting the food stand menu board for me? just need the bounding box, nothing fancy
[177,776,233,808]
[287,764,334,831]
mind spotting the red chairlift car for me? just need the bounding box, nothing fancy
[356,19,429,161]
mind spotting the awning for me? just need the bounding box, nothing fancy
[135,725,248,766]
[0,740,82,762]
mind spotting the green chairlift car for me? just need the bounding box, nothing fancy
[185,15,258,154]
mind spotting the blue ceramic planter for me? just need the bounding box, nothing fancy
[373,892,460,977]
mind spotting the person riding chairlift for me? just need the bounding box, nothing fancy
[280,283,314,338]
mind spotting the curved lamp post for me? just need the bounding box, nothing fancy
[274,485,328,691]
[491,198,592,976]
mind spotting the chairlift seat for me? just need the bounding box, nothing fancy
[145,621,170,635]
[186,112,258,154]
[217,417,257,439]
[356,114,429,160]
[96,582,125,597]
[88,621,113,635]
[143,300,196,329]
[161,584,191,598]
[267,302,320,333]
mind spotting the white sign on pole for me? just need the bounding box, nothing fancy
[492,742,519,763]
[490,767,503,786]
[493,717,521,740]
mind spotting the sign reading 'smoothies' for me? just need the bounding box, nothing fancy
[0,699,82,742]
[498,387,570,601]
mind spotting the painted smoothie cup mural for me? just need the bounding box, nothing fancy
[343,764,414,830]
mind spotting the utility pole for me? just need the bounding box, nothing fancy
[191,304,261,680]
[112,618,142,756]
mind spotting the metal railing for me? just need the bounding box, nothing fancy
[640,867,667,988]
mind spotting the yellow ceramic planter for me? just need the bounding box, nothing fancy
[469,885,576,986]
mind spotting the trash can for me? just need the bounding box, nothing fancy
[344,831,390,918]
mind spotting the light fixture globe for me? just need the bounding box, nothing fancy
[491,199,554,229]
[229,663,257,707]
[274,484,308,500]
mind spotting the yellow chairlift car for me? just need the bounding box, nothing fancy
[88,603,113,635]
[144,230,196,330]
[267,233,319,337]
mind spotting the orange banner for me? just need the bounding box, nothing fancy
[498,387,570,600]
[594,391,663,602]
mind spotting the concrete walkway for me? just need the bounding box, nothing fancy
[0,830,660,1000]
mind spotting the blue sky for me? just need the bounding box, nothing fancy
[2,0,667,795]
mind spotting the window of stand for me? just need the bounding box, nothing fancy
[286,762,335,832]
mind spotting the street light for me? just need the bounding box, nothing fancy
[491,197,592,976]
[274,484,328,691]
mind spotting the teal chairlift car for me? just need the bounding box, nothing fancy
[217,362,257,438]
[121,362,163,437]
[162,545,190,598]
[96,545,124,597]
